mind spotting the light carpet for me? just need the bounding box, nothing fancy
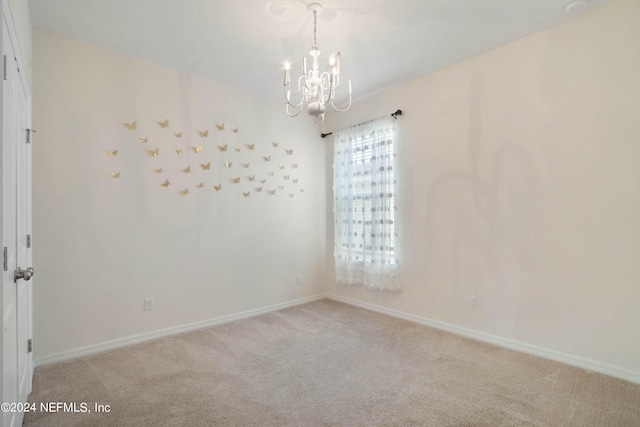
[24,299,640,426]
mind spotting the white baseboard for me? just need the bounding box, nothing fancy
[34,294,327,367]
[327,294,640,385]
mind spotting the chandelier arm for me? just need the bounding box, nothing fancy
[284,78,305,107]
[285,102,303,117]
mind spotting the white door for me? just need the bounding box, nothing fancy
[2,14,32,427]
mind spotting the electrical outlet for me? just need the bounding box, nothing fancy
[295,275,302,285]
[468,295,477,309]
[144,297,154,311]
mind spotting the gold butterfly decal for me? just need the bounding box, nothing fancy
[285,149,293,155]
[272,141,279,147]
[155,167,163,173]
[278,185,284,190]
[292,163,298,168]
[176,149,183,155]
[242,191,250,198]
[215,123,225,131]
[200,162,211,170]
[289,193,295,198]
[283,175,290,180]
[157,119,169,128]
[198,130,209,138]
[246,143,255,150]
[111,172,121,178]
[268,189,276,195]
[241,162,250,168]
[213,184,222,191]
[108,149,118,156]
[255,186,263,192]
[174,132,182,138]
[224,161,233,168]
[161,179,170,187]
[183,166,191,173]
[279,165,285,170]
[148,148,159,157]
[123,121,136,130]
[217,144,228,152]
[234,147,241,152]
[268,172,275,177]
[299,188,305,193]
[139,137,148,143]
[196,182,204,188]
[232,177,241,183]
[180,188,189,196]
[259,179,266,184]
[192,145,202,153]
[232,128,238,133]
[262,155,271,162]
[292,179,298,183]
[247,175,255,182]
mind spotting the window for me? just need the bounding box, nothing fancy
[333,115,400,291]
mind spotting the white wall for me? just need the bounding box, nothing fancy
[32,30,326,360]
[325,0,640,377]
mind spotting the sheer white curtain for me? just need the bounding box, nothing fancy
[333,115,401,291]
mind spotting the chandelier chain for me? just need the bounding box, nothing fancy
[313,10,317,49]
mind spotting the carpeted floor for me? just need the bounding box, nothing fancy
[24,299,640,426]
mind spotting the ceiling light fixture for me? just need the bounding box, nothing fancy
[283,2,352,123]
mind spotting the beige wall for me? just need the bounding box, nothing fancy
[325,0,640,378]
[32,30,326,360]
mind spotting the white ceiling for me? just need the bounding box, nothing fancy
[28,0,613,102]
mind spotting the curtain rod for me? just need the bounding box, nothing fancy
[320,109,403,139]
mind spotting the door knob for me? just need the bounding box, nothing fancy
[14,267,34,282]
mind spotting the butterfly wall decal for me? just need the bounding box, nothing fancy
[278,185,284,190]
[232,177,241,183]
[292,163,298,168]
[139,137,148,143]
[283,175,290,180]
[180,188,189,196]
[213,184,222,191]
[234,147,241,152]
[259,179,266,184]
[246,144,255,150]
[292,179,298,183]
[215,123,225,131]
[299,188,305,192]
[198,130,209,138]
[268,172,274,177]
[255,186,263,192]
[272,141,279,147]
[268,189,276,195]
[192,145,202,153]
[242,192,250,198]
[224,161,233,168]
[247,175,255,182]
[155,168,163,173]
[111,172,121,178]
[241,163,250,168]
[183,166,191,173]
[161,179,170,187]
[108,150,118,156]
[176,149,183,155]
[123,121,136,130]
[196,182,204,188]
[289,193,295,198]
[232,128,238,133]
[200,162,211,170]
[174,132,182,138]
[218,144,228,152]
[148,148,159,157]
[262,155,271,162]
[285,149,293,155]
[157,119,169,128]
[279,165,285,170]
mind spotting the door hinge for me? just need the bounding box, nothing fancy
[26,128,36,144]
[28,339,32,353]
[27,234,31,248]
[3,247,7,271]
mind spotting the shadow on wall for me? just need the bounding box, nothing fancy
[422,69,539,317]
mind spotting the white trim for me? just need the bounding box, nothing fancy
[34,294,327,367]
[327,293,640,385]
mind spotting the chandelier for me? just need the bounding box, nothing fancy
[283,2,352,123]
